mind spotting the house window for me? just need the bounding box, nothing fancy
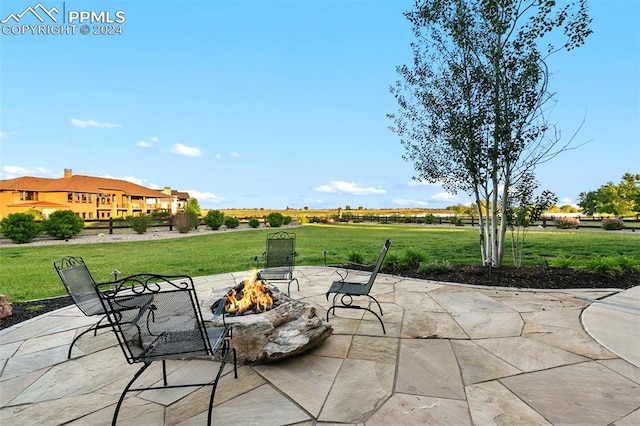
[20,191,38,201]
[68,192,73,202]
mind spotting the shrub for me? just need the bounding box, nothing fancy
[553,216,580,229]
[602,218,624,230]
[579,256,622,276]
[126,215,152,234]
[450,215,463,226]
[423,214,437,224]
[297,215,309,225]
[418,259,452,274]
[224,216,240,229]
[43,210,84,240]
[173,212,193,233]
[0,213,43,243]
[550,256,575,268]
[402,248,427,269]
[204,210,225,230]
[383,252,402,272]
[266,212,284,227]
[283,215,292,225]
[346,249,365,264]
[248,218,261,228]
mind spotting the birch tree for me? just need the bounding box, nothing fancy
[388,0,592,267]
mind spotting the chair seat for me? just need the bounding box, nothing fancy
[328,281,370,296]
[259,268,291,280]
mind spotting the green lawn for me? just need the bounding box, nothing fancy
[1,223,638,301]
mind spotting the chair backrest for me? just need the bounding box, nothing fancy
[54,256,105,317]
[264,231,296,270]
[364,238,392,290]
[97,274,214,364]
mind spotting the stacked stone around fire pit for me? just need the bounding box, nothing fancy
[203,283,332,365]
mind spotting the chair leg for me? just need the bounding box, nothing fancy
[207,345,236,426]
[112,362,152,426]
[67,316,110,359]
[162,360,168,386]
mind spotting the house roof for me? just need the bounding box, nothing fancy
[0,175,165,198]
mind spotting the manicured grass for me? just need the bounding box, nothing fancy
[1,223,638,301]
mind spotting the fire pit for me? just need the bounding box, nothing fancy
[204,272,332,364]
[213,271,279,316]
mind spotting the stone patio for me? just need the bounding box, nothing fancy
[1,266,639,425]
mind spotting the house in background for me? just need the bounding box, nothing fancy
[0,169,190,219]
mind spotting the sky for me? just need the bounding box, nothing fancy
[1,0,638,210]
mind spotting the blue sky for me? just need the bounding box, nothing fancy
[1,0,638,209]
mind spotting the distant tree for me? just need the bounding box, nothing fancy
[577,190,599,216]
[389,0,592,267]
[578,173,640,216]
[185,198,201,217]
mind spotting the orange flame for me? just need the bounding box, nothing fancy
[225,271,273,315]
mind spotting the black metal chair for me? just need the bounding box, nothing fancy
[53,255,114,359]
[325,238,391,334]
[96,273,237,426]
[255,231,299,295]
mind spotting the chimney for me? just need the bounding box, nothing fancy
[64,169,72,178]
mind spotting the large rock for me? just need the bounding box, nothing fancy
[202,286,332,364]
[0,294,12,320]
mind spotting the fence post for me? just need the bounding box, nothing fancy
[168,216,173,231]
[109,217,114,235]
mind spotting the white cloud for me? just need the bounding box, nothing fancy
[171,143,202,157]
[230,152,240,158]
[431,192,456,201]
[314,180,386,195]
[137,136,159,148]
[187,190,224,204]
[1,165,53,178]
[0,131,7,139]
[70,118,123,128]
[408,179,440,186]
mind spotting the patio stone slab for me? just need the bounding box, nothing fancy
[318,358,394,423]
[523,321,616,359]
[452,311,523,338]
[396,339,465,400]
[430,289,514,314]
[254,354,343,417]
[475,336,588,372]
[466,380,552,425]
[208,384,311,426]
[348,335,397,364]
[501,361,640,425]
[367,393,471,425]
[598,358,640,384]
[450,340,521,385]
[613,408,640,426]
[401,311,468,339]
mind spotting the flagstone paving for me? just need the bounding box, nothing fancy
[1,266,639,425]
